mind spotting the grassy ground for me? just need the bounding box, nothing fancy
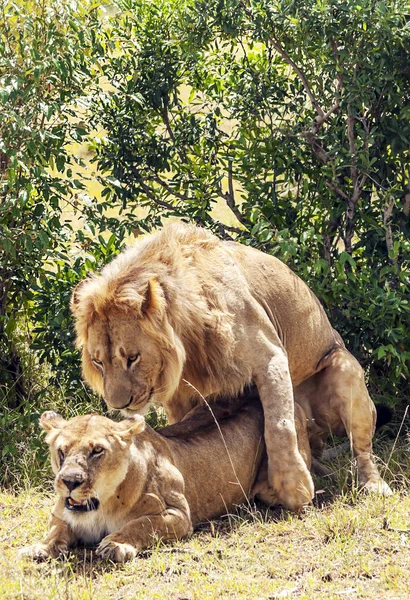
[1,433,409,600]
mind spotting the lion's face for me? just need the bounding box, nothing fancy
[86,313,164,412]
[40,411,145,512]
[71,277,186,414]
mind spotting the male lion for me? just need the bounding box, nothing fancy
[71,224,390,510]
[20,397,311,562]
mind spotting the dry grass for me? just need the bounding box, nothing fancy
[2,435,410,600]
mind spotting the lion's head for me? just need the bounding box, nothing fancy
[71,225,237,416]
[40,411,145,511]
[70,266,186,413]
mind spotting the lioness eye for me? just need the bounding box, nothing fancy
[58,449,65,465]
[127,354,140,368]
[91,446,104,457]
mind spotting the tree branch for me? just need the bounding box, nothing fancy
[324,212,342,265]
[325,181,349,201]
[383,196,397,267]
[239,1,324,117]
[269,39,324,118]
[347,110,358,188]
[404,172,410,217]
[138,180,177,212]
[219,159,246,225]
[150,172,191,202]
[160,102,188,165]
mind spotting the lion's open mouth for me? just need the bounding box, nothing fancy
[65,497,100,512]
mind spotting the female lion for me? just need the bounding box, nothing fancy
[21,396,310,562]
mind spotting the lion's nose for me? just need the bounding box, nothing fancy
[62,477,83,493]
[114,395,134,410]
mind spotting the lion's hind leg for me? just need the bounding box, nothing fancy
[310,348,392,496]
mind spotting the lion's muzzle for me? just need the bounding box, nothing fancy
[59,469,86,493]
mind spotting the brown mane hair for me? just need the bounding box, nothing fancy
[71,224,242,402]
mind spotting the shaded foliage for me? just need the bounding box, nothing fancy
[1,0,409,484]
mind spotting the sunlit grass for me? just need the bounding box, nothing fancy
[3,432,409,600]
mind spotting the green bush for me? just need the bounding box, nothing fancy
[90,0,409,405]
[1,0,409,486]
[0,0,126,484]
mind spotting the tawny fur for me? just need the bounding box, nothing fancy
[20,397,311,563]
[71,223,391,508]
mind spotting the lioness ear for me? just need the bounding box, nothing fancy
[141,278,164,315]
[40,411,67,433]
[118,415,146,440]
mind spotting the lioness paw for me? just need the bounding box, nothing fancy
[97,537,137,563]
[18,542,67,562]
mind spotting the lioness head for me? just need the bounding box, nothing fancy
[40,411,145,511]
[71,272,186,413]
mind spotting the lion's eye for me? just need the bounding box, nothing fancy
[92,358,103,369]
[58,449,65,465]
[127,354,140,368]
[90,446,104,457]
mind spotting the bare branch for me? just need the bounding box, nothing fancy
[404,194,410,216]
[239,1,324,117]
[219,159,246,225]
[161,106,175,143]
[311,100,340,135]
[270,39,324,118]
[324,213,342,265]
[227,159,235,206]
[325,181,349,201]
[347,110,358,187]
[305,134,330,164]
[214,223,237,241]
[222,223,244,235]
[160,103,188,165]
[310,41,343,135]
[138,180,177,212]
[383,196,397,267]
[151,172,191,202]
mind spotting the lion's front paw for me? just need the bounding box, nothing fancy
[18,542,68,562]
[271,462,314,511]
[96,535,138,563]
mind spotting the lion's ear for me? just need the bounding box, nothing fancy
[118,415,146,440]
[141,278,165,315]
[40,411,67,433]
[70,280,88,314]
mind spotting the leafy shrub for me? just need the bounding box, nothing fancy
[1,0,409,486]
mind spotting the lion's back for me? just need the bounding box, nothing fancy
[168,400,265,524]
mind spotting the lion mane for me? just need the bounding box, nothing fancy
[71,225,244,416]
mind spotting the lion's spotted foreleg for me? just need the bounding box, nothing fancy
[96,508,193,562]
[253,347,314,511]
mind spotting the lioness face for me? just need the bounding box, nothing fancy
[87,313,163,413]
[41,412,145,512]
